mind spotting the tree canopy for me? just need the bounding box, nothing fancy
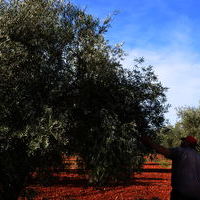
[158,106,200,149]
[0,0,168,198]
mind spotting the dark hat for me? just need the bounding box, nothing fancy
[181,136,198,146]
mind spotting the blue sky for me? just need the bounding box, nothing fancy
[71,0,200,125]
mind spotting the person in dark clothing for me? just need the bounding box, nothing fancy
[141,135,200,200]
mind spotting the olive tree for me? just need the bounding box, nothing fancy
[0,0,168,198]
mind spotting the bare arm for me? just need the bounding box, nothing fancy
[141,136,171,158]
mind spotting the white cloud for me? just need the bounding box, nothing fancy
[122,46,200,124]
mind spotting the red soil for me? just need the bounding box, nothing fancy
[18,157,172,200]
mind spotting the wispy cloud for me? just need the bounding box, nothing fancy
[122,41,200,124]
[118,7,200,124]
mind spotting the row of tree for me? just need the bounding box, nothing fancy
[159,106,200,149]
[0,0,176,199]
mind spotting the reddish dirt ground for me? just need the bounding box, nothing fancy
[18,157,172,200]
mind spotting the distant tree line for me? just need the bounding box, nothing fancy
[159,106,200,149]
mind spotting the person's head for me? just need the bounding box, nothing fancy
[180,136,198,149]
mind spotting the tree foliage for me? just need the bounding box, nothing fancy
[177,106,200,138]
[0,0,168,198]
[158,124,183,148]
[159,106,200,148]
